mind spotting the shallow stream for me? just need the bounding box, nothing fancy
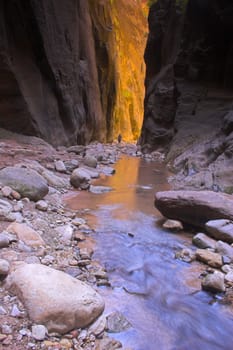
[66,156,233,350]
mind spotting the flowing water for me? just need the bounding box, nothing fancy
[66,156,233,350]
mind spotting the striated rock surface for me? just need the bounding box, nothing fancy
[5,263,105,334]
[0,0,147,146]
[141,0,233,192]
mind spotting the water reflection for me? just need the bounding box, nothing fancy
[65,156,233,350]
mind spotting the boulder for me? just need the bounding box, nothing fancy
[0,167,48,201]
[154,190,233,227]
[205,219,233,244]
[83,155,97,168]
[5,263,104,334]
[192,233,216,249]
[201,271,225,293]
[70,168,91,189]
[41,169,69,188]
[195,249,223,268]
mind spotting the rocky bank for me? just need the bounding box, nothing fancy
[0,129,143,350]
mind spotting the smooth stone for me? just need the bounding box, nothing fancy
[67,145,86,155]
[192,233,216,249]
[162,219,183,231]
[64,159,79,172]
[7,222,45,248]
[54,160,66,173]
[70,168,91,189]
[195,249,223,268]
[201,271,225,293]
[100,166,115,176]
[35,200,48,212]
[215,240,233,262]
[205,219,233,244]
[31,325,47,341]
[154,190,233,227]
[83,156,97,168]
[0,167,48,201]
[82,166,100,178]
[5,263,104,334]
[175,248,195,263]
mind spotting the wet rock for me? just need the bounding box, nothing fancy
[201,271,225,293]
[54,160,66,173]
[195,249,223,268]
[88,315,106,336]
[41,169,69,188]
[106,311,131,333]
[154,191,233,228]
[175,248,195,263]
[0,167,48,201]
[35,200,48,212]
[84,155,97,168]
[5,263,104,333]
[205,219,233,244]
[89,185,112,194]
[192,233,216,249]
[215,241,233,262]
[162,219,183,231]
[31,325,47,341]
[7,222,45,248]
[0,259,10,277]
[70,168,91,189]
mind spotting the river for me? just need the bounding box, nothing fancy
[66,156,233,350]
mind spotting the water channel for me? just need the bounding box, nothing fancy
[66,156,233,350]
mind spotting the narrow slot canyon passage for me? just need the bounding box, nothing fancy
[0,1,233,350]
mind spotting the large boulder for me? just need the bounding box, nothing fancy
[0,167,48,201]
[154,190,233,227]
[70,168,91,189]
[5,263,104,334]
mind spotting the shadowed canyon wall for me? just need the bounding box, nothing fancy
[0,0,147,146]
[141,0,233,192]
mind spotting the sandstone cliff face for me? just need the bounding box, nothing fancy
[0,0,147,146]
[89,0,147,142]
[141,0,233,193]
[0,0,106,146]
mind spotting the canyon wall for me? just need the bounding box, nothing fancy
[0,0,147,146]
[141,0,233,193]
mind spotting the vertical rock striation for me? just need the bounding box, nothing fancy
[141,0,233,192]
[0,0,147,146]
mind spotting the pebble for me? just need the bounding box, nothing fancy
[1,186,12,197]
[10,304,24,318]
[55,160,67,173]
[72,218,86,226]
[1,324,12,334]
[31,324,47,341]
[162,219,183,231]
[35,200,48,211]
[106,311,131,333]
[0,306,7,315]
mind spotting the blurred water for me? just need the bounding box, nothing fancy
[66,156,233,350]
